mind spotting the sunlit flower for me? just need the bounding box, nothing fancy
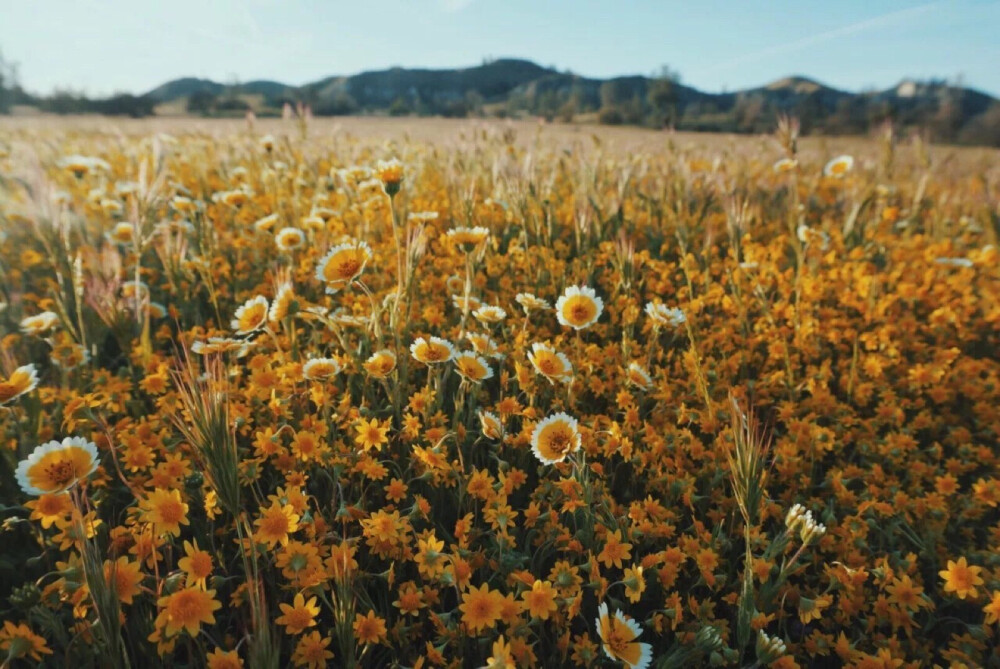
[479,410,504,440]
[645,302,686,329]
[528,342,573,384]
[254,213,280,231]
[364,349,397,378]
[231,296,270,335]
[20,311,60,336]
[515,292,551,313]
[555,285,603,330]
[410,336,456,365]
[823,154,854,178]
[773,158,798,173]
[275,227,306,251]
[454,352,494,384]
[626,362,653,390]
[473,305,507,324]
[376,158,404,196]
[446,226,490,252]
[531,413,581,465]
[108,221,137,245]
[0,364,39,405]
[15,437,99,496]
[460,583,504,633]
[465,332,504,360]
[315,240,372,293]
[302,357,342,381]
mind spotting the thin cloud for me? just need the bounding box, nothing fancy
[695,1,946,75]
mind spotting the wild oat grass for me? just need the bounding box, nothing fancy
[0,116,998,668]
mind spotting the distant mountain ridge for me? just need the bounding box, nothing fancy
[138,58,1000,146]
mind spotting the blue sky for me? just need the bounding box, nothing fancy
[1,0,998,96]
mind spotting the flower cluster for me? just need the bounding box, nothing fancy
[0,117,997,668]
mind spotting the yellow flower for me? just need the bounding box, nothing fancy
[363,349,397,378]
[555,285,603,330]
[453,352,494,384]
[478,410,503,440]
[177,540,213,589]
[231,295,270,335]
[15,437,99,496]
[139,488,190,537]
[108,221,136,245]
[355,417,390,452]
[626,362,653,390]
[206,648,243,669]
[0,364,39,405]
[521,579,558,620]
[103,556,144,605]
[314,240,372,293]
[376,158,404,195]
[0,621,53,663]
[410,336,456,365]
[595,602,652,669]
[940,557,984,600]
[353,611,387,645]
[275,227,306,251]
[445,226,490,252]
[254,502,300,548]
[276,592,320,635]
[823,154,854,177]
[530,413,581,465]
[292,631,333,668]
[155,587,221,637]
[302,357,342,381]
[20,311,60,336]
[460,583,504,633]
[528,342,573,384]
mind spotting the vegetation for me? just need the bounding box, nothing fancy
[0,114,998,667]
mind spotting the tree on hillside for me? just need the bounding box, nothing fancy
[648,65,681,128]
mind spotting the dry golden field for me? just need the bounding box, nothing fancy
[0,114,999,668]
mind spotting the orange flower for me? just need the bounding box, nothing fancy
[353,611,387,645]
[254,501,300,548]
[103,556,144,605]
[292,631,333,668]
[355,417,390,452]
[0,621,52,663]
[178,540,213,589]
[460,583,504,633]
[276,592,320,635]
[595,603,651,669]
[939,557,984,600]
[598,529,633,569]
[520,580,558,620]
[155,587,221,637]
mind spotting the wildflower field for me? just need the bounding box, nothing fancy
[1,116,999,669]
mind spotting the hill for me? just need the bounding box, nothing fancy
[10,59,1000,145]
